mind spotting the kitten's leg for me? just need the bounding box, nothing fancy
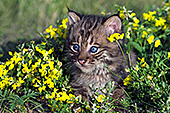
[111,84,127,112]
[71,85,89,101]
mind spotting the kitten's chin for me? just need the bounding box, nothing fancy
[76,63,95,73]
[79,66,94,73]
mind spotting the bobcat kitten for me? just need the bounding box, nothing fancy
[65,9,135,99]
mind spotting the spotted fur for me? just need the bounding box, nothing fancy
[65,9,136,98]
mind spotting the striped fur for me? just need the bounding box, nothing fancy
[65,10,135,97]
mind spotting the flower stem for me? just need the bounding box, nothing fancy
[104,64,124,81]
[116,41,129,67]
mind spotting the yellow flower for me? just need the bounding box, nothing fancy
[46,25,53,33]
[85,105,91,110]
[141,62,146,68]
[138,57,145,63]
[149,11,156,15]
[14,57,22,64]
[126,76,132,81]
[147,35,155,44]
[133,23,139,27]
[62,18,68,29]
[16,83,21,87]
[9,51,13,56]
[142,31,148,38]
[3,69,8,76]
[8,64,14,70]
[12,84,17,90]
[148,11,156,21]
[48,47,54,54]
[165,3,169,7]
[130,13,136,18]
[143,13,149,20]
[133,17,139,24]
[42,85,46,90]
[32,62,39,70]
[123,75,132,85]
[48,82,54,88]
[168,52,170,58]
[3,77,10,85]
[119,10,125,19]
[101,11,105,15]
[0,82,5,90]
[125,68,130,72]
[154,40,161,48]
[132,27,138,30]
[19,77,24,84]
[38,58,42,63]
[147,75,153,80]
[95,94,106,103]
[107,33,124,42]
[49,61,54,70]
[38,87,43,93]
[134,65,139,71]
[42,42,46,45]
[46,35,50,38]
[162,24,167,30]
[96,106,100,108]
[33,83,39,87]
[155,17,166,27]
[119,33,124,39]
[68,94,75,99]
[22,63,30,73]
[59,91,70,102]
[143,11,156,21]
[45,25,56,38]
[36,46,41,53]
[50,31,56,38]
[138,57,146,67]
[49,92,55,99]
[123,81,129,86]
[5,61,12,66]
[53,88,59,93]
[28,60,32,66]
[23,48,28,53]
[126,32,130,39]
[32,78,38,84]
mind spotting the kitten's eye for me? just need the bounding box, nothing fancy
[90,46,98,53]
[73,44,79,51]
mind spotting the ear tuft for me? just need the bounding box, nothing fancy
[67,10,81,26]
[104,16,122,35]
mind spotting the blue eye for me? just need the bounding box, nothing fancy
[90,46,98,53]
[73,44,79,51]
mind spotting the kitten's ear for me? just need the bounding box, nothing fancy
[104,15,122,35]
[67,9,81,26]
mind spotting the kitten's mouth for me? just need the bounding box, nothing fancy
[79,66,93,73]
[76,62,94,73]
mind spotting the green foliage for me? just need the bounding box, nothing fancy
[117,1,170,112]
[0,0,170,112]
[0,18,75,112]
[0,0,164,62]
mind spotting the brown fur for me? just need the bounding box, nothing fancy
[65,9,136,100]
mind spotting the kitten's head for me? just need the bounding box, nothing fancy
[66,10,122,73]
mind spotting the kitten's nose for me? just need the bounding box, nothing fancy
[78,59,86,65]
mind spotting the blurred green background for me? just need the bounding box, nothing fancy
[0,0,164,61]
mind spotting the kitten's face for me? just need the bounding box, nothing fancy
[66,10,122,73]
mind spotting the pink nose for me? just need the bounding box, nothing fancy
[78,59,86,65]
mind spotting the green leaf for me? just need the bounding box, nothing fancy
[3,89,7,97]
[128,41,142,53]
